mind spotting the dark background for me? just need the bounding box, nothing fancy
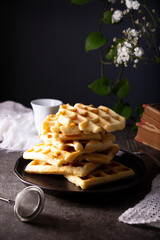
[1,0,160,110]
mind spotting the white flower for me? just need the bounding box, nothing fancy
[113,37,117,42]
[132,37,138,46]
[130,29,139,37]
[117,44,130,64]
[117,44,129,54]
[125,0,140,10]
[124,28,139,38]
[134,59,139,63]
[125,0,132,9]
[132,1,140,10]
[112,10,123,23]
[135,19,139,25]
[134,47,144,57]
[124,41,132,48]
[121,46,129,53]
[117,52,130,64]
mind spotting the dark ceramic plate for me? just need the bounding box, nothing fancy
[14,150,147,194]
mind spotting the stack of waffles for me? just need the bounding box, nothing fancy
[23,103,135,189]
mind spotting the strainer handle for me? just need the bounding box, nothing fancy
[0,196,15,205]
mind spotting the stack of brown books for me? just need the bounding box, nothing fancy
[135,103,160,150]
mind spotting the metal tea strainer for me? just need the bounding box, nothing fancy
[0,186,45,222]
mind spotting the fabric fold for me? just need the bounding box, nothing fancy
[0,101,41,151]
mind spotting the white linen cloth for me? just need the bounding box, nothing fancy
[0,101,41,151]
[119,173,160,228]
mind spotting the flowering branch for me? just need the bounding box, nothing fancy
[72,0,160,122]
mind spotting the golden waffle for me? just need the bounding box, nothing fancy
[50,132,115,152]
[23,140,118,167]
[39,104,126,140]
[41,131,102,142]
[65,161,135,189]
[39,114,61,136]
[23,101,129,190]
[23,142,81,167]
[39,114,103,142]
[39,113,81,137]
[25,159,102,177]
[83,144,120,164]
[57,132,102,141]
[56,103,126,133]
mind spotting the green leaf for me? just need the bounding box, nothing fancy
[105,45,117,61]
[85,32,107,52]
[105,39,124,61]
[71,0,92,4]
[112,78,130,99]
[112,102,125,115]
[112,81,121,94]
[117,78,130,99]
[113,102,132,120]
[102,10,113,24]
[88,78,111,95]
[135,104,144,117]
[121,105,132,119]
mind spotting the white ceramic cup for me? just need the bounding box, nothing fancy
[31,99,63,131]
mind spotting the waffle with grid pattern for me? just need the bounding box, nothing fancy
[23,102,129,190]
[49,132,115,152]
[25,159,102,177]
[65,160,135,189]
[23,142,80,167]
[57,103,126,133]
[39,103,126,141]
[23,142,119,167]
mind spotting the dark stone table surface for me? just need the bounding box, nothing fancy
[0,128,160,240]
